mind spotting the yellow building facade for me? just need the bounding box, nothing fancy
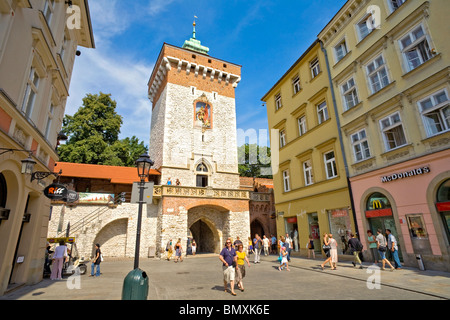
[319,0,450,270]
[262,40,356,257]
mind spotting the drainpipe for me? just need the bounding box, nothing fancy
[319,40,360,238]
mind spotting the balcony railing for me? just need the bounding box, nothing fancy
[153,185,250,200]
[250,192,271,202]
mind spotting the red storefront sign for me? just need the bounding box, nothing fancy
[365,208,393,218]
[331,209,348,217]
[286,217,297,223]
[436,202,450,212]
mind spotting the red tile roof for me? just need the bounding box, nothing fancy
[55,162,160,185]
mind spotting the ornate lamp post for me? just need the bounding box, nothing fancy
[133,153,154,269]
[122,153,154,300]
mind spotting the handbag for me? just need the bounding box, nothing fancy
[277,255,282,262]
[322,244,331,251]
[378,246,387,252]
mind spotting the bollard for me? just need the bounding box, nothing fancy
[415,254,425,271]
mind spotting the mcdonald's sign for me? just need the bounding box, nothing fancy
[365,198,392,218]
[372,200,382,209]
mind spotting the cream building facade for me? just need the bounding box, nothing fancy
[0,0,94,294]
[318,0,450,270]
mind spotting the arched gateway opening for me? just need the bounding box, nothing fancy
[189,219,216,253]
[187,205,226,254]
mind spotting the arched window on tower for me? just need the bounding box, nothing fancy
[196,162,208,187]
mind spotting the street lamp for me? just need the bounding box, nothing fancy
[122,153,154,300]
[133,153,154,269]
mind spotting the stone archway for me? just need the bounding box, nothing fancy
[93,218,128,257]
[187,205,226,254]
[189,219,216,253]
[250,219,265,239]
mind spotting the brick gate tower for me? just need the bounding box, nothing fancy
[147,21,249,256]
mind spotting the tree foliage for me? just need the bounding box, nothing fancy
[58,92,148,166]
[237,143,272,178]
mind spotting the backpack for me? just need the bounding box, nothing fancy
[355,239,363,251]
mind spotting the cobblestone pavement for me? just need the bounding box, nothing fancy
[1,253,449,300]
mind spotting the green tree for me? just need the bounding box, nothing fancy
[237,143,272,178]
[58,92,148,166]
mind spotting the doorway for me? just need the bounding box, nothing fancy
[189,219,216,253]
[308,213,321,253]
[369,217,403,262]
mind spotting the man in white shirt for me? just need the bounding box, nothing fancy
[262,235,270,256]
[386,229,402,269]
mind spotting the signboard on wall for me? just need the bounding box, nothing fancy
[365,208,393,218]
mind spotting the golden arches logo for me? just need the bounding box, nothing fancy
[372,200,382,209]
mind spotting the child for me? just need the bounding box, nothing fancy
[278,247,290,271]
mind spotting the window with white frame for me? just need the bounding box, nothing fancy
[399,24,432,72]
[303,160,314,186]
[388,0,406,13]
[43,0,55,25]
[366,54,390,94]
[292,75,301,95]
[418,89,450,137]
[334,39,348,62]
[351,129,371,162]
[298,115,307,136]
[324,151,337,179]
[357,16,375,41]
[282,170,291,192]
[310,57,320,78]
[380,112,407,150]
[22,68,40,119]
[44,104,55,140]
[317,101,329,124]
[279,129,286,148]
[275,93,282,110]
[341,77,359,110]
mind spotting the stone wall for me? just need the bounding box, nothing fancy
[48,202,159,260]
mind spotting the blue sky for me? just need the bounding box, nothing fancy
[67,0,348,149]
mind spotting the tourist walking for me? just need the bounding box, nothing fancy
[307,235,315,259]
[278,247,290,271]
[51,240,67,280]
[367,230,379,264]
[219,238,237,296]
[285,233,292,261]
[376,229,395,271]
[166,239,173,261]
[253,234,262,263]
[233,236,243,251]
[263,235,270,256]
[271,234,277,254]
[90,243,101,277]
[192,239,196,256]
[320,233,337,270]
[174,238,183,263]
[235,244,250,291]
[386,229,402,269]
[348,233,364,269]
[293,229,299,252]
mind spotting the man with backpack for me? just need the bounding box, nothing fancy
[348,233,364,269]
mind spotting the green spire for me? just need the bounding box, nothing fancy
[182,18,209,55]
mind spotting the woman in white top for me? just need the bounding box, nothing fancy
[50,241,67,280]
[320,233,338,270]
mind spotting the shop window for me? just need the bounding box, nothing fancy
[366,192,391,210]
[0,173,6,208]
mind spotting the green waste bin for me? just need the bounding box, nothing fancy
[122,268,149,300]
